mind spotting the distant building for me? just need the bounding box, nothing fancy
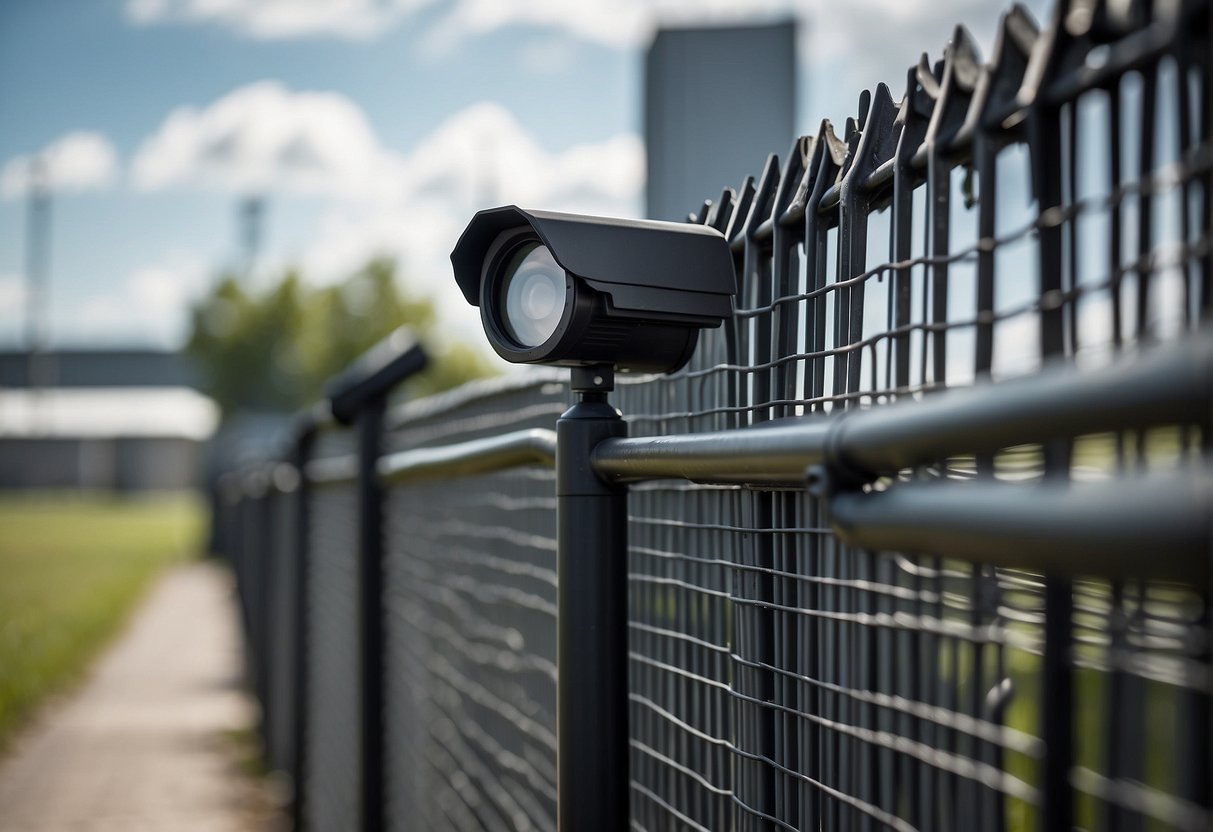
[0,349,215,491]
[0,348,199,389]
[644,21,797,222]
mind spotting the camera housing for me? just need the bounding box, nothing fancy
[450,206,736,374]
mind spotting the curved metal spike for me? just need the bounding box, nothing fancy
[778,135,818,227]
[846,83,900,184]
[1018,0,1088,109]
[916,52,941,98]
[704,187,736,234]
[975,3,1041,133]
[922,24,985,155]
[857,88,872,130]
[742,154,782,242]
[724,175,756,253]
[773,136,811,228]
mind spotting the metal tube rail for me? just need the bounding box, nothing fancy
[378,428,557,485]
[589,418,829,486]
[303,429,557,486]
[831,472,1212,584]
[592,334,1211,487]
[828,335,1212,483]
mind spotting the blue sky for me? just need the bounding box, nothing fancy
[0,0,1047,353]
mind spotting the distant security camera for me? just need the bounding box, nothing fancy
[450,206,736,374]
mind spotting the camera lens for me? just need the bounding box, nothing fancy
[499,243,566,348]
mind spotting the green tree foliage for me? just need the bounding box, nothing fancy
[186,258,495,415]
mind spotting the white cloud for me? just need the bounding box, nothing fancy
[122,0,1020,80]
[395,101,642,210]
[117,0,1051,158]
[127,83,644,346]
[129,83,643,211]
[280,202,483,345]
[119,0,1049,143]
[274,100,644,345]
[802,0,1020,104]
[126,260,210,318]
[1,132,119,199]
[52,255,209,347]
[426,0,793,52]
[126,0,437,40]
[0,274,25,314]
[518,36,580,74]
[125,0,791,43]
[131,81,406,201]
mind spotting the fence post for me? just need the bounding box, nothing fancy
[290,418,316,832]
[555,365,629,831]
[1025,15,1074,829]
[326,329,427,832]
[356,397,386,832]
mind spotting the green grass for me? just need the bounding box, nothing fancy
[0,491,206,749]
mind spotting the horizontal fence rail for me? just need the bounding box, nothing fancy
[380,428,556,486]
[593,332,1213,488]
[218,0,1212,830]
[300,428,558,487]
[830,471,1211,582]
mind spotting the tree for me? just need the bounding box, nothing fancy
[186,258,495,416]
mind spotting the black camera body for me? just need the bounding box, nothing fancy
[450,206,736,374]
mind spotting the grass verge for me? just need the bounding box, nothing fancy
[0,491,205,749]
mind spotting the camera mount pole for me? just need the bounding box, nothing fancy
[556,364,629,831]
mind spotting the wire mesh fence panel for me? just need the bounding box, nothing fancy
[383,376,567,832]
[385,370,568,453]
[222,1,1210,829]
[384,470,558,831]
[608,1,1211,828]
[625,481,738,830]
[265,486,300,775]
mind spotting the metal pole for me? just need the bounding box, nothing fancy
[24,159,54,396]
[357,399,386,832]
[556,365,629,831]
[317,329,426,829]
[291,426,315,832]
[322,328,426,832]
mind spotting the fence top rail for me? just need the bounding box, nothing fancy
[377,427,557,485]
[593,333,1211,488]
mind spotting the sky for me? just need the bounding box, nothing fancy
[0,0,1052,355]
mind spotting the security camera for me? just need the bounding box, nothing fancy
[450,206,736,374]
